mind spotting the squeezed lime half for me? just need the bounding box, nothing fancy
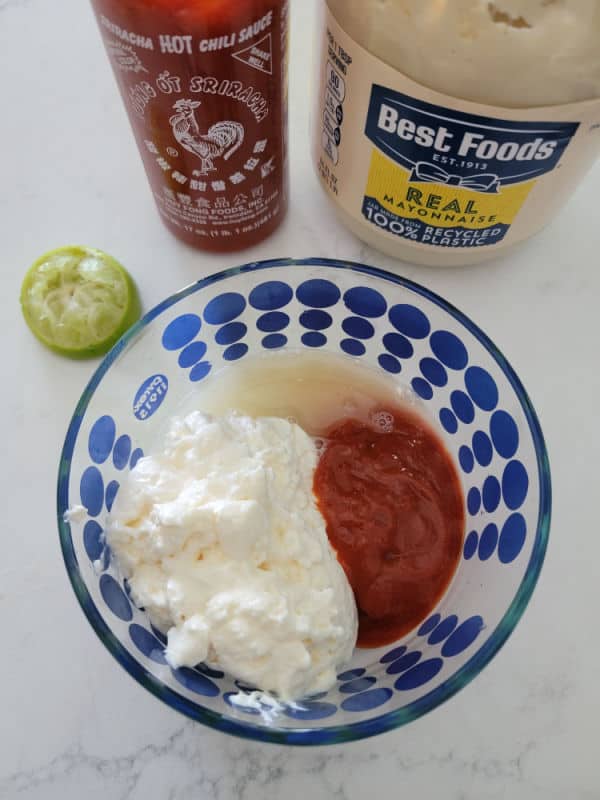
[20,246,142,359]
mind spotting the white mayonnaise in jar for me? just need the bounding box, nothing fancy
[314,0,600,266]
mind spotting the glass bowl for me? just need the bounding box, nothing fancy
[58,258,551,745]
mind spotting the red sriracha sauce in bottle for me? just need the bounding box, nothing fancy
[89,0,289,252]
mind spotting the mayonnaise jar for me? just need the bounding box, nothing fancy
[314,0,600,266]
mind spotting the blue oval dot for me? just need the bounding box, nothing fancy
[178,341,207,368]
[302,331,327,348]
[129,448,144,469]
[341,338,366,357]
[394,658,444,690]
[296,279,341,308]
[473,431,493,467]
[162,314,202,351]
[83,520,104,562]
[378,354,401,374]
[88,416,116,464]
[344,287,387,318]
[490,411,520,459]
[262,334,287,350]
[459,446,475,474]
[190,361,212,382]
[418,615,440,637]
[129,624,166,664]
[389,304,431,339]
[380,647,406,664]
[464,531,479,560]
[257,312,289,332]
[172,667,220,697]
[420,358,448,387]
[430,331,469,370]
[215,322,247,345]
[440,408,458,434]
[386,651,422,675]
[204,293,246,325]
[342,316,375,340]
[428,615,458,645]
[478,523,499,561]
[499,513,527,563]
[502,461,529,510]
[451,391,475,424]
[465,366,499,411]
[412,378,433,400]
[383,332,413,359]
[223,693,261,716]
[249,281,293,311]
[339,677,377,694]
[100,575,132,621]
[468,487,481,516]
[285,701,338,720]
[482,476,501,513]
[442,616,485,657]
[223,343,248,362]
[341,688,393,712]
[300,309,332,331]
[105,480,119,512]
[337,668,366,681]
[112,435,132,471]
[80,467,104,517]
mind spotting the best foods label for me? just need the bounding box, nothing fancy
[363,86,578,249]
[315,7,600,256]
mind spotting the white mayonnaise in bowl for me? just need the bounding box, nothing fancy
[314,0,600,266]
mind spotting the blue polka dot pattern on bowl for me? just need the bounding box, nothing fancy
[262,334,287,350]
[420,358,448,387]
[341,339,366,357]
[440,408,458,434]
[204,293,246,325]
[249,281,294,311]
[383,332,413,359]
[465,366,499,411]
[300,310,332,331]
[490,411,520,459]
[479,524,499,561]
[459,446,475,474]
[162,314,202,351]
[502,461,529,510]
[412,378,433,400]
[499,514,527,564]
[58,260,549,746]
[257,312,289,332]
[344,287,387,318]
[389,304,430,338]
[473,431,493,467]
[378,354,402,374]
[451,391,475,424]
[296,279,341,309]
[430,331,468,370]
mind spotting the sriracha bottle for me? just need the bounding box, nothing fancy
[89,0,289,251]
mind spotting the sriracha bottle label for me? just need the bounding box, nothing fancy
[91,0,289,251]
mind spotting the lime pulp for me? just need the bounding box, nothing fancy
[20,246,142,359]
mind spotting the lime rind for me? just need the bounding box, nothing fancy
[20,246,141,359]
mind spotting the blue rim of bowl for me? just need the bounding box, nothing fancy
[57,257,552,746]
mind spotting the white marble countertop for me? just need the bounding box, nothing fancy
[2,0,599,797]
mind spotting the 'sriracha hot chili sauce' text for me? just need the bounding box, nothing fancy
[314,408,464,648]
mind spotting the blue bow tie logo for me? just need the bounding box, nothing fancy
[410,161,501,194]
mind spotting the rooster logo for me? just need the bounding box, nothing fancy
[169,99,245,176]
